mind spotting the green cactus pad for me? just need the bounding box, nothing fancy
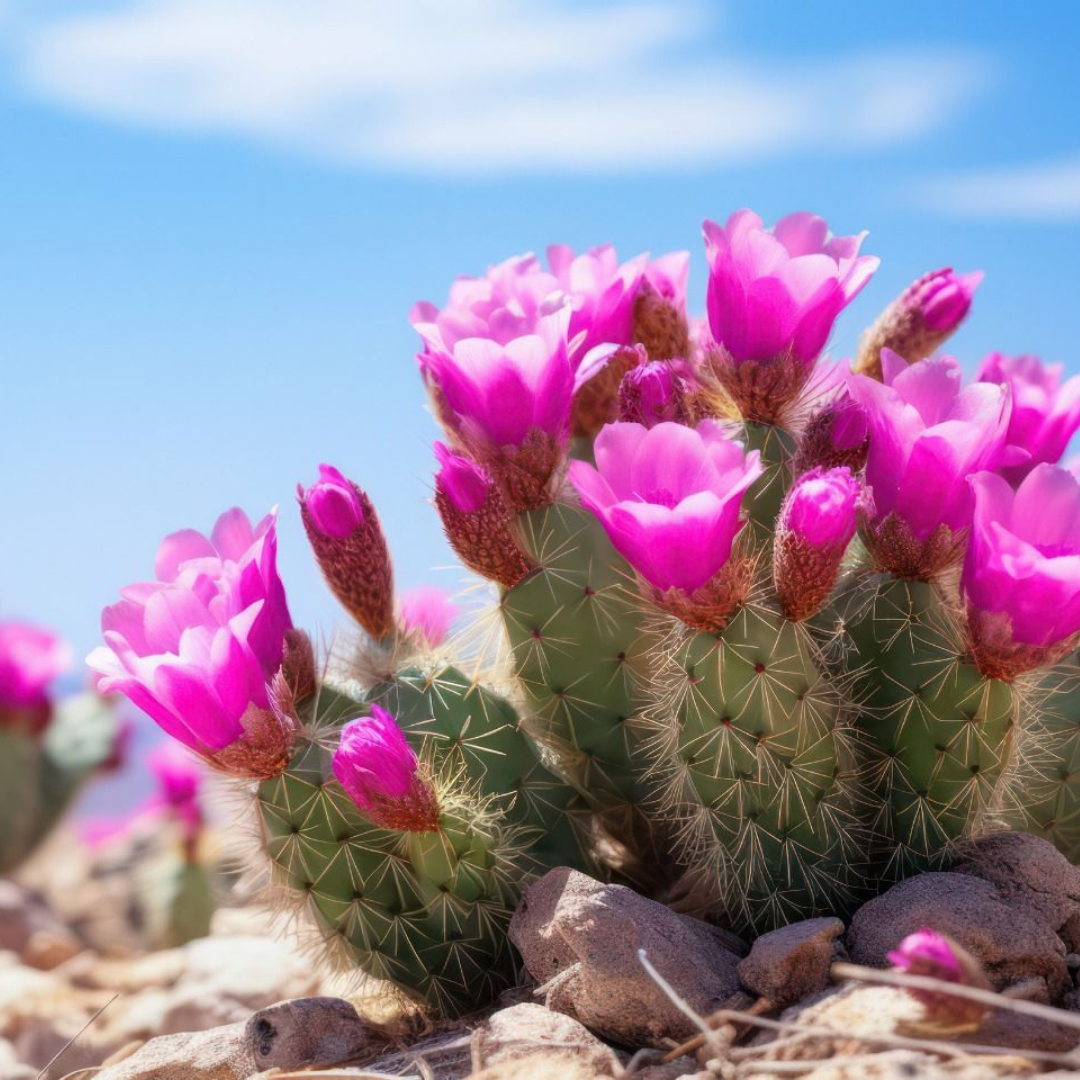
[499,501,669,882]
[646,602,866,933]
[256,701,525,1016]
[829,576,1016,880]
[0,692,118,872]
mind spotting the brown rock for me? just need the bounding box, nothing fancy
[467,1053,610,1080]
[508,868,741,1047]
[91,1022,254,1080]
[473,1003,618,1074]
[953,831,1080,933]
[847,872,1070,999]
[0,881,81,969]
[737,917,845,1005]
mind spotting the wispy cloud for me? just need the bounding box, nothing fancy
[918,156,1080,220]
[3,0,992,174]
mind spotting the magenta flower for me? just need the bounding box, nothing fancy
[794,391,870,475]
[433,443,532,589]
[0,618,70,712]
[976,353,1080,481]
[569,421,762,630]
[858,268,982,377]
[963,465,1080,679]
[299,466,394,640]
[87,508,294,767]
[775,468,862,620]
[399,586,457,648]
[410,252,561,356]
[300,464,365,538]
[888,928,989,1027]
[703,210,878,422]
[332,706,440,833]
[148,741,204,849]
[848,351,1010,578]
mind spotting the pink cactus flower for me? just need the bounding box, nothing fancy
[963,465,1080,679]
[300,464,365,539]
[976,353,1080,481]
[399,586,457,648]
[794,391,870,475]
[617,359,697,428]
[775,468,863,621]
[888,928,990,1027]
[848,351,1011,578]
[332,706,440,833]
[0,618,70,711]
[888,928,964,980]
[704,209,879,372]
[148,741,204,846]
[910,268,983,334]
[87,508,294,766]
[410,253,561,357]
[299,466,394,641]
[569,421,762,630]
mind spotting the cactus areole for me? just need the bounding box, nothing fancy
[94,210,1080,1017]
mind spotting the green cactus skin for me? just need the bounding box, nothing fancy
[999,656,1080,861]
[742,422,796,535]
[645,602,868,933]
[0,692,118,873]
[828,575,1016,881]
[149,858,216,947]
[256,680,562,1016]
[498,501,669,884]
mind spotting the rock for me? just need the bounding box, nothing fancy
[509,868,742,1047]
[737,917,844,1005]
[0,881,81,969]
[466,1053,611,1080]
[0,1037,35,1080]
[847,872,1070,999]
[245,997,370,1072]
[953,831,1080,933]
[473,1003,619,1074]
[94,998,370,1080]
[796,1049,1037,1079]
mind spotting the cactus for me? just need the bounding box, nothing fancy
[0,691,119,873]
[95,210,1080,1018]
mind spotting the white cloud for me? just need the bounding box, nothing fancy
[918,156,1080,220]
[3,0,991,174]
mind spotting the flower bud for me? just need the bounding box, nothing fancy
[794,392,869,475]
[617,360,695,427]
[433,443,533,589]
[299,466,394,641]
[888,928,991,1030]
[774,468,862,621]
[332,706,440,833]
[302,464,365,538]
[856,267,982,378]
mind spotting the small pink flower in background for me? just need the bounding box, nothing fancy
[569,421,761,630]
[399,586,458,648]
[888,928,990,1029]
[963,465,1080,679]
[332,706,440,833]
[775,468,863,621]
[848,351,1011,578]
[704,209,878,371]
[0,618,70,711]
[300,464,365,538]
[299,466,395,640]
[87,508,294,765]
[410,253,561,357]
[976,353,1080,481]
[148,741,204,849]
[433,443,533,589]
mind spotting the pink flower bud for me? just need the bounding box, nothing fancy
[888,928,990,1029]
[617,360,695,427]
[775,468,862,621]
[433,444,533,589]
[856,267,982,377]
[794,392,869,475]
[300,464,365,538]
[399,586,457,648]
[299,467,394,641]
[332,706,440,833]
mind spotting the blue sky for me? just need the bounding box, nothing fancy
[1,0,1079,674]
